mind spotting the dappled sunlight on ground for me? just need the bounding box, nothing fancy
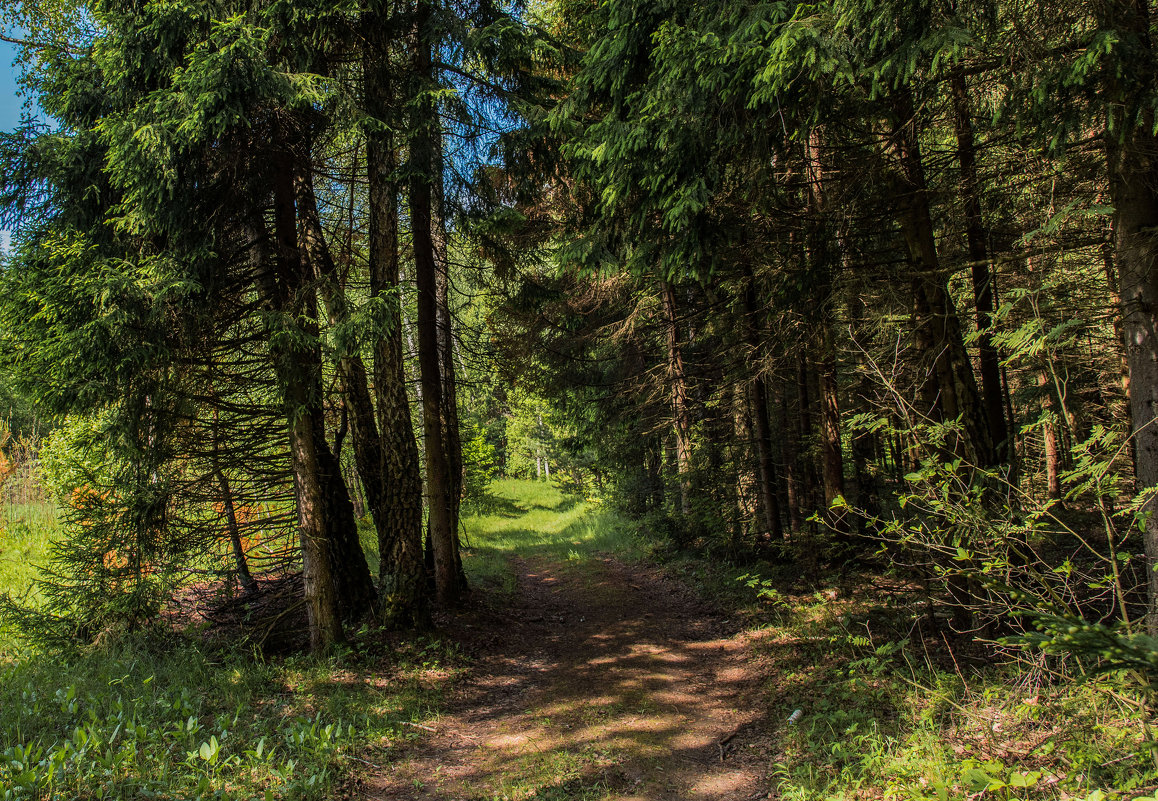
[366,555,770,800]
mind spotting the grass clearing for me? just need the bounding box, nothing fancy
[5,479,1153,799]
[461,478,638,594]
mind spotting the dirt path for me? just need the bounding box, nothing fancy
[366,555,772,801]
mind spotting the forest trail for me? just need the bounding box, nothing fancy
[365,550,773,801]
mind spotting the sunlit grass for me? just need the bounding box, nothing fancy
[0,497,453,800]
[0,501,57,653]
[462,478,638,593]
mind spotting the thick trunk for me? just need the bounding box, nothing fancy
[661,281,693,517]
[314,420,377,621]
[803,129,844,510]
[892,91,993,633]
[296,166,381,622]
[950,68,1010,461]
[269,148,343,652]
[409,3,460,605]
[365,9,428,627]
[1106,116,1158,635]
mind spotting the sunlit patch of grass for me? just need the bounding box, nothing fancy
[0,499,457,800]
[0,501,57,652]
[461,479,639,594]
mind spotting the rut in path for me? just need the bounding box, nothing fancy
[367,555,773,801]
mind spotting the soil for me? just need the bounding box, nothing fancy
[364,555,775,801]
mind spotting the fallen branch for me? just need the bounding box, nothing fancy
[400,720,438,733]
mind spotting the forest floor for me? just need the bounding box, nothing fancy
[365,551,774,801]
[3,481,1154,800]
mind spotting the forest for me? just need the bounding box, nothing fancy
[2,0,1158,798]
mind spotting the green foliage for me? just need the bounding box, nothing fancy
[461,422,499,509]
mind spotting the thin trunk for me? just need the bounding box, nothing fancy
[950,68,1010,461]
[365,12,427,626]
[409,2,460,605]
[432,132,466,587]
[780,387,804,539]
[818,325,845,509]
[215,467,255,593]
[1039,371,1064,504]
[742,271,783,539]
[661,281,693,517]
[732,382,758,548]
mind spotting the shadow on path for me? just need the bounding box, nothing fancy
[366,556,771,801]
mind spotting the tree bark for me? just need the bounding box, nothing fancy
[950,68,1010,461]
[432,133,466,587]
[267,145,343,652]
[660,281,693,518]
[893,90,995,470]
[742,271,783,539]
[409,1,460,605]
[296,164,380,622]
[1102,0,1158,633]
[1039,371,1064,504]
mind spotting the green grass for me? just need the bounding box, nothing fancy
[0,501,56,652]
[461,478,637,593]
[0,499,461,800]
[0,478,619,801]
[8,479,1149,799]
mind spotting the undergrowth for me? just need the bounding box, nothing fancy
[652,547,1158,800]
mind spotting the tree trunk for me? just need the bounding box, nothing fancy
[1039,371,1064,504]
[365,11,428,626]
[314,419,377,621]
[268,146,343,652]
[296,164,379,622]
[779,387,805,539]
[661,281,693,518]
[892,90,994,633]
[1104,40,1158,634]
[732,382,758,549]
[432,132,466,587]
[215,467,255,594]
[950,68,1010,461]
[818,325,845,509]
[893,90,995,470]
[409,2,460,605]
[742,271,783,539]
